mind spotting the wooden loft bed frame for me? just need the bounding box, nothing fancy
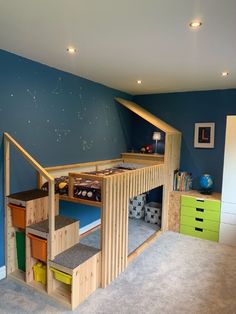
[4,98,181,307]
[39,154,165,287]
[37,98,181,287]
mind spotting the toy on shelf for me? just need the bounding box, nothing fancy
[140,144,153,154]
[199,173,213,194]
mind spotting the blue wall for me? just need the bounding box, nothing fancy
[134,89,236,192]
[1,48,236,270]
[0,49,132,267]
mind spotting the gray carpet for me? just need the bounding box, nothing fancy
[1,232,236,313]
[80,218,159,254]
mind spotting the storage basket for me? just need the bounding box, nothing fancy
[144,202,162,226]
[16,231,26,272]
[28,233,47,262]
[9,203,26,229]
[129,194,146,219]
[33,262,47,285]
[50,267,72,285]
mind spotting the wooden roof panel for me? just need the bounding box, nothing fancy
[115,97,180,134]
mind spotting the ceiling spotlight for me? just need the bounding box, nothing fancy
[137,80,142,84]
[222,72,229,77]
[67,47,76,54]
[189,21,202,29]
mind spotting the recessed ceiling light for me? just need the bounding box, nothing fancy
[67,47,76,54]
[137,80,142,84]
[189,21,202,29]
[222,71,229,77]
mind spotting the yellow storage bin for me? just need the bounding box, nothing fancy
[50,267,72,285]
[33,262,47,285]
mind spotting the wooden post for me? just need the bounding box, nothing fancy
[4,137,10,274]
[48,180,55,260]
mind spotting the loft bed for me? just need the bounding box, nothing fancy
[36,98,181,288]
[39,156,164,206]
[4,98,181,308]
[38,153,166,287]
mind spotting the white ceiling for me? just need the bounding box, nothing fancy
[0,0,236,95]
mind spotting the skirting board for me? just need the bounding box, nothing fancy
[0,266,6,280]
[80,219,101,235]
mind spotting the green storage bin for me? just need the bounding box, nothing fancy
[16,231,26,272]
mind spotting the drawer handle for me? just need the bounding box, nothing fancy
[195,227,203,232]
[196,198,204,203]
[195,217,203,222]
[196,208,204,212]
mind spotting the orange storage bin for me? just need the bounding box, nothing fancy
[28,234,47,262]
[9,203,26,229]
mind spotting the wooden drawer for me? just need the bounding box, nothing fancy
[180,224,218,242]
[181,215,219,232]
[181,195,220,212]
[181,205,220,222]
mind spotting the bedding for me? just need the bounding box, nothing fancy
[41,176,101,201]
[41,164,142,202]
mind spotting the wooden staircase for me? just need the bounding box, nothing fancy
[7,189,101,309]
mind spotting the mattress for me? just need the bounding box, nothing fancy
[41,164,142,202]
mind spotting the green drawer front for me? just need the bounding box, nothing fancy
[180,215,219,232]
[181,205,220,222]
[181,196,220,212]
[180,224,219,242]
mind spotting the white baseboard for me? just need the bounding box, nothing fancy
[0,266,6,280]
[80,219,101,235]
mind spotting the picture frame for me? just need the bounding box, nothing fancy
[194,122,215,148]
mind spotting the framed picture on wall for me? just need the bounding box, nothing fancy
[194,122,215,148]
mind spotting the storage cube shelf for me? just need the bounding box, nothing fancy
[180,195,221,242]
[6,190,59,275]
[7,188,102,309]
[49,243,101,309]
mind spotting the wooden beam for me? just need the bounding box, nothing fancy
[4,137,10,274]
[48,181,55,260]
[45,158,123,172]
[4,132,53,182]
[115,98,181,134]
[128,230,162,263]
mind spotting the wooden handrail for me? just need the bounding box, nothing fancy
[69,172,104,182]
[115,97,181,134]
[4,132,54,182]
[4,132,56,263]
[44,158,123,172]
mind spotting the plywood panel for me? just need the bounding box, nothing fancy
[71,252,101,309]
[168,191,181,232]
[53,221,79,256]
